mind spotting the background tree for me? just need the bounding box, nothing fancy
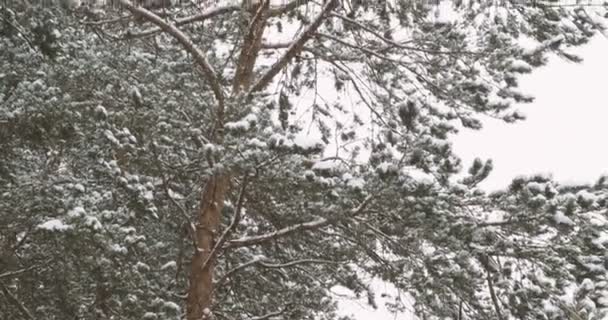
[1,0,607,319]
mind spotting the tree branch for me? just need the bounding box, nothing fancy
[315,32,407,64]
[257,258,337,269]
[249,308,287,320]
[0,282,34,320]
[216,258,337,287]
[225,194,374,248]
[261,41,291,49]
[200,174,250,271]
[127,5,240,38]
[128,0,312,38]
[329,13,480,55]
[118,0,224,110]
[0,265,37,280]
[268,0,313,16]
[486,272,504,320]
[233,0,270,91]
[248,0,339,93]
[226,217,329,248]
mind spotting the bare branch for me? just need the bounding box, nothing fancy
[248,0,339,93]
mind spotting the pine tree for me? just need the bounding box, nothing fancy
[1,0,607,319]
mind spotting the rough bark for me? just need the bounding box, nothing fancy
[187,174,230,320]
[232,0,269,91]
[115,6,229,318]
[186,5,271,315]
[117,0,338,317]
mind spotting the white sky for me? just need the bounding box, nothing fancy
[337,31,608,320]
[452,34,608,191]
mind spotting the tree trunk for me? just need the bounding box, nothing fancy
[186,174,229,320]
[184,0,330,317]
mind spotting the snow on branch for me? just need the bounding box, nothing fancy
[129,0,313,38]
[226,217,329,248]
[225,194,375,248]
[248,0,339,93]
[128,4,240,38]
[118,0,224,109]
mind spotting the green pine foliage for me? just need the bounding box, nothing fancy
[1,0,607,319]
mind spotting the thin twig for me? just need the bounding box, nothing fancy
[329,12,480,56]
[486,272,504,320]
[0,265,37,280]
[216,258,337,287]
[0,282,34,319]
[226,193,375,248]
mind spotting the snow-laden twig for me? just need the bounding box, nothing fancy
[128,4,240,38]
[226,193,375,248]
[118,0,224,111]
[129,0,313,38]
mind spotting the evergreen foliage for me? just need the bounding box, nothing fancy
[1,0,607,319]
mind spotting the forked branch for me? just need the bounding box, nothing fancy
[248,0,339,93]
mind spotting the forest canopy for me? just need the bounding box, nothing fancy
[1,0,608,319]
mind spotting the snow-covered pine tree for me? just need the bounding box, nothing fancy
[402,172,608,319]
[1,0,607,319]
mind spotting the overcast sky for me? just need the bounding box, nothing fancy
[336,31,608,320]
[452,34,608,191]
